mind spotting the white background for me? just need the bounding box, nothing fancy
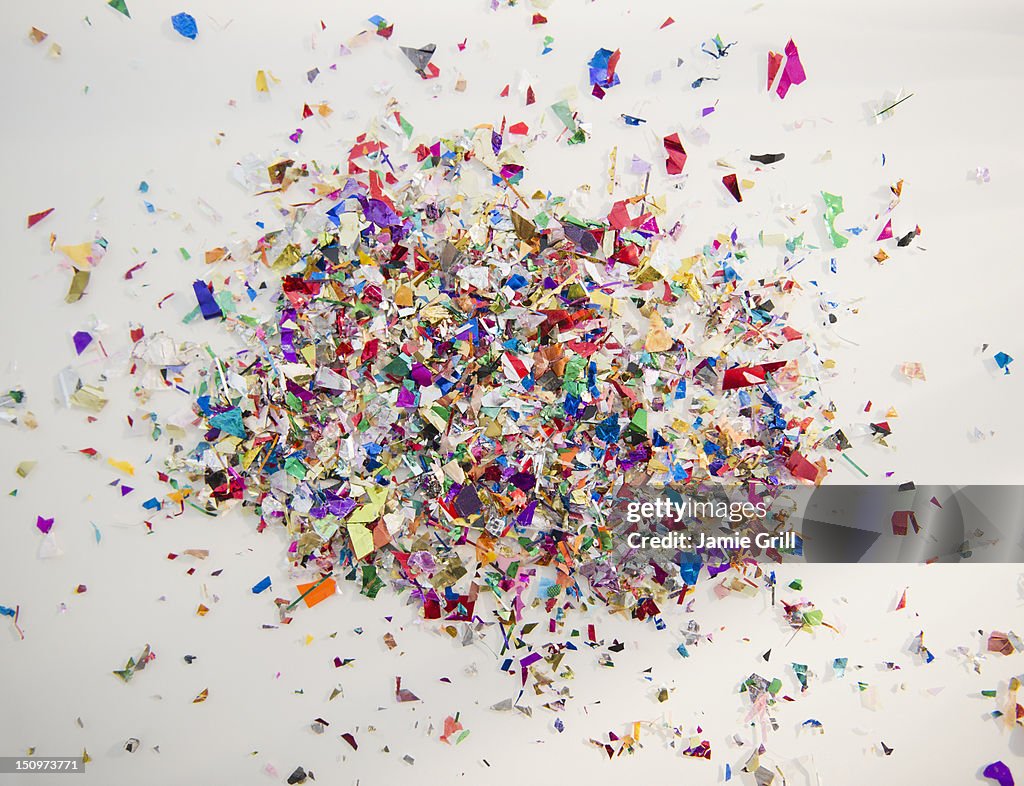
[1,1,1022,784]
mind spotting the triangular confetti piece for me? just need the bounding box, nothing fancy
[108,0,130,18]
[895,589,907,610]
[27,208,54,228]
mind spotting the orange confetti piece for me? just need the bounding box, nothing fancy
[296,577,336,608]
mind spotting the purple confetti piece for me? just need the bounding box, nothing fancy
[983,762,1014,786]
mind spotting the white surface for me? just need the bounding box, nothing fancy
[1,1,1022,784]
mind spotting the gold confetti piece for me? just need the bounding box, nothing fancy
[193,688,209,703]
[16,461,37,478]
[65,269,90,303]
[205,247,228,264]
[607,145,617,195]
[395,285,414,308]
[196,604,210,616]
[29,27,48,43]
[69,385,108,412]
[644,311,674,353]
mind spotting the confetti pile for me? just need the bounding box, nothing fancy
[148,117,842,625]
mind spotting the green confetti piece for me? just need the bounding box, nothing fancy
[360,565,384,598]
[398,114,413,138]
[550,100,577,132]
[284,456,307,479]
[821,192,849,249]
[841,452,869,477]
[802,609,824,626]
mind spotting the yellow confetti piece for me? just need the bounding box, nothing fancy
[347,521,375,559]
[68,384,107,411]
[59,243,97,269]
[107,458,135,476]
[348,485,387,524]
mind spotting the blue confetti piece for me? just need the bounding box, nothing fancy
[587,48,621,90]
[674,377,687,400]
[192,279,223,320]
[679,552,702,584]
[209,408,246,439]
[995,351,1013,373]
[252,576,272,594]
[171,12,198,40]
[595,415,620,443]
